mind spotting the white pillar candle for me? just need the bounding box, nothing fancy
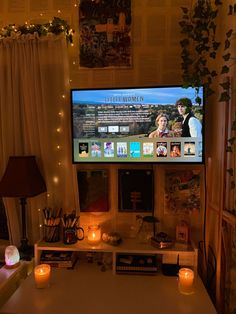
[34,264,51,289]
[87,224,101,245]
[178,268,194,295]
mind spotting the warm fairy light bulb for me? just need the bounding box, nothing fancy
[62,94,66,99]
[58,111,64,117]
[53,176,59,184]
[71,43,74,47]
[39,224,42,228]
[56,127,61,133]
[57,145,61,150]
[38,208,41,212]
[58,161,62,166]
[58,10,61,14]
[74,3,77,7]
[47,193,50,198]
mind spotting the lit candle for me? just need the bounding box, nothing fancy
[178,268,194,295]
[87,224,101,245]
[34,264,51,289]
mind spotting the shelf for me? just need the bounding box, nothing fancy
[34,238,198,275]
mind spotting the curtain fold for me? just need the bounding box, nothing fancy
[0,33,77,246]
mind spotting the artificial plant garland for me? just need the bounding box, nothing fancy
[0,17,74,43]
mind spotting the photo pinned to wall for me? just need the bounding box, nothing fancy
[164,169,201,215]
[79,0,132,68]
[118,169,154,212]
[77,170,109,212]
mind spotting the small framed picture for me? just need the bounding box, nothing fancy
[118,169,154,212]
[77,170,109,212]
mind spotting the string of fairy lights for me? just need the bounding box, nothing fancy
[0,2,80,236]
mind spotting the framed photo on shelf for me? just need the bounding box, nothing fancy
[79,0,132,68]
[118,169,154,212]
[77,169,109,212]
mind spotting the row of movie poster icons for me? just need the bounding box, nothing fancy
[78,141,203,158]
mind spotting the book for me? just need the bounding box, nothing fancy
[40,250,78,268]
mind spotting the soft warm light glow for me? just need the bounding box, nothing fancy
[53,176,59,184]
[178,268,194,295]
[58,111,64,117]
[5,246,20,268]
[56,127,61,133]
[62,94,66,99]
[34,264,51,289]
[57,145,61,150]
[87,225,101,245]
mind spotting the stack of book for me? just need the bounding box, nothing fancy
[40,250,78,269]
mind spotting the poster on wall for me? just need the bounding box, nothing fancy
[77,170,109,212]
[79,0,132,68]
[118,169,154,212]
[164,169,201,215]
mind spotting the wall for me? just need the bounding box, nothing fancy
[0,0,205,243]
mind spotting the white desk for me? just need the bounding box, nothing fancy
[0,262,217,314]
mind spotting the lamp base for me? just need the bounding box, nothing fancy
[19,238,34,261]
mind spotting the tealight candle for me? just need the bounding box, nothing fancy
[34,264,51,289]
[178,268,194,295]
[87,224,101,245]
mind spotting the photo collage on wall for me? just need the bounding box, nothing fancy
[164,169,201,215]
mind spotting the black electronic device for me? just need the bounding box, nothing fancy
[71,85,204,164]
[116,253,158,275]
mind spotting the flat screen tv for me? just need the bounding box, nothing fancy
[71,85,204,164]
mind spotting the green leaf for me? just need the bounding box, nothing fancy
[226,146,233,152]
[181,7,189,14]
[225,39,231,50]
[227,168,234,176]
[232,121,236,130]
[231,181,236,189]
[211,70,217,77]
[226,29,233,38]
[228,137,236,145]
[195,96,202,105]
[221,65,230,74]
[220,81,230,90]
[213,42,221,50]
[219,91,230,102]
[223,53,231,61]
[210,52,216,59]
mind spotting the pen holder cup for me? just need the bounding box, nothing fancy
[43,224,60,242]
[63,227,77,245]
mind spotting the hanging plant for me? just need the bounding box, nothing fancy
[0,17,74,44]
[179,1,236,215]
[179,0,233,99]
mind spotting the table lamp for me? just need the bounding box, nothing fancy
[0,156,46,260]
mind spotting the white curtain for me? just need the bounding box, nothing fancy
[0,33,78,246]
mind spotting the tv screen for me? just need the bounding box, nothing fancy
[71,85,204,163]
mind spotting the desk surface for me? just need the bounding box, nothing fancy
[0,261,217,314]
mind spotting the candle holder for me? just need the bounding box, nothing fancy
[178,267,194,295]
[87,224,101,245]
[34,264,51,289]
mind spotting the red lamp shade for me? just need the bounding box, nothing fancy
[0,156,46,197]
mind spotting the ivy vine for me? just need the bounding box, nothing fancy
[179,0,235,215]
